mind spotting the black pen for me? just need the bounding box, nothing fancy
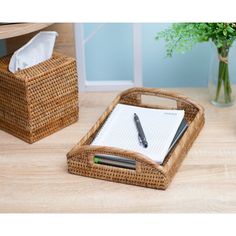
[134,113,148,148]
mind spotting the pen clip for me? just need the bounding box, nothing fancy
[138,134,143,146]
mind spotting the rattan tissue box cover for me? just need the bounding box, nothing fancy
[0,52,79,143]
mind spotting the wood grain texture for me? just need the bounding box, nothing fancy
[0,23,52,39]
[0,88,236,213]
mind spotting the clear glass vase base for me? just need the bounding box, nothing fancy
[210,99,234,107]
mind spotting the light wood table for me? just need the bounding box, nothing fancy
[0,88,236,213]
[0,23,52,39]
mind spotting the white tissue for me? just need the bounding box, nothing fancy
[9,31,58,73]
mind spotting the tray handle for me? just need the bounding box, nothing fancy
[67,145,164,174]
[119,87,203,111]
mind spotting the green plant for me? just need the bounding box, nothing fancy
[156,23,236,104]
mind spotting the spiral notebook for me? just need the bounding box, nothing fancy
[92,104,185,164]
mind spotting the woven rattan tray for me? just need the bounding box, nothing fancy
[67,87,204,190]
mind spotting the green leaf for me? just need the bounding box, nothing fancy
[156,23,236,57]
[227,26,234,33]
[223,29,227,36]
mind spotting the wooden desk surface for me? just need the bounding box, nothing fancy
[0,23,53,39]
[1,88,236,213]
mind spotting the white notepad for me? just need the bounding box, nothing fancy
[92,104,185,163]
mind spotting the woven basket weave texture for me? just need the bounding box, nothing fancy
[0,52,79,143]
[67,88,204,190]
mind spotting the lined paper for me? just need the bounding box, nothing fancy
[92,104,184,163]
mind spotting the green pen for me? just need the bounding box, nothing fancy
[93,155,135,170]
[93,156,100,164]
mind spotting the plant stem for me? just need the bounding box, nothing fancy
[214,45,232,104]
[223,64,229,103]
[224,63,232,103]
[215,61,224,101]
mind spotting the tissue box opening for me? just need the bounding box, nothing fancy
[0,52,79,143]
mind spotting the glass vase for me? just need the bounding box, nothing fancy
[208,42,236,107]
